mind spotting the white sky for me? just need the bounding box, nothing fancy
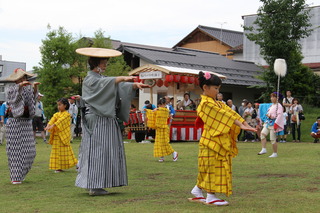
[0,0,319,70]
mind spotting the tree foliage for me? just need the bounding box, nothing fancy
[244,0,320,104]
[91,29,131,77]
[34,26,77,118]
[34,27,132,118]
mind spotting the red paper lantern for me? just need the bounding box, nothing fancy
[194,78,199,85]
[180,76,188,83]
[173,75,180,83]
[133,76,139,82]
[188,76,195,84]
[164,81,169,87]
[165,75,173,82]
[156,79,163,87]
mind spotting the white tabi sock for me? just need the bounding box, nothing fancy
[191,185,204,198]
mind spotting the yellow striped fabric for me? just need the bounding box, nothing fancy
[196,95,244,196]
[147,107,174,157]
[48,111,78,170]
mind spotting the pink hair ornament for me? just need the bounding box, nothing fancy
[204,72,211,80]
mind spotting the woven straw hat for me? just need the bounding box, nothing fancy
[76,48,122,58]
[5,68,35,81]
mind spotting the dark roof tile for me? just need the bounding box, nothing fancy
[118,43,265,87]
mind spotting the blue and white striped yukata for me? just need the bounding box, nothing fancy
[75,71,135,189]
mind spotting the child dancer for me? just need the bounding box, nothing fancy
[45,98,78,173]
[188,71,256,206]
[146,98,178,162]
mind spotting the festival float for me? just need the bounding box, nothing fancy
[125,64,226,142]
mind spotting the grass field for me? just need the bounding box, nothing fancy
[1,137,320,213]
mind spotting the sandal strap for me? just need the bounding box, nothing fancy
[192,197,205,200]
[208,200,225,204]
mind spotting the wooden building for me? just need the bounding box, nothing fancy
[173,25,243,59]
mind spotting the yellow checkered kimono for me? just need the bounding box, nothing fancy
[146,108,174,157]
[47,111,78,170]
[197,95,244,196]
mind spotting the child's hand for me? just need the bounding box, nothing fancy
[45,124,55,131]
[239,122,257,132]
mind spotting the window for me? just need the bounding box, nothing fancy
[0,65,3,77]
[0,83,4,93]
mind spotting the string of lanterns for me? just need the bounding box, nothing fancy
[134,74,199,87]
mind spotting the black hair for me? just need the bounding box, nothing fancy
[88,57,108,70]
[198,71,222,90]
[145,104,153,110]
[317,116,320,120]
[157,98,166,106]
[144,100,150,104]
[58,97,70,110]
[184,93,190,98]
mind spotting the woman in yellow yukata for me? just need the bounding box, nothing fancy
[146,98,178,162]
[188,71,256,206]
[45,98,78,173]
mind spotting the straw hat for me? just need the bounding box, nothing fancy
[75,48,122,58]
[5,68,35,82]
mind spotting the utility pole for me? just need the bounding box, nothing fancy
[217,22,227,45]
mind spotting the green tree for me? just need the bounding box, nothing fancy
[35,28,132,118]
[244,0,320,104]
[91,29,131,76]
[34,25,77,118]
[74,29,131,95]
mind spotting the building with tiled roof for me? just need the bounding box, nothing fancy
[173,25,243,59]
[115,41,264,108]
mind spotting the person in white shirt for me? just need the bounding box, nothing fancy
[217,93,226,104]
[68,96,78,143]
[283,90,294,134]
[177,93,195,110]
[243,102,255,142]
[226,99,238,112]
[32,93,47,143]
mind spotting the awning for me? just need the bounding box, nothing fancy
[128,64,226,79]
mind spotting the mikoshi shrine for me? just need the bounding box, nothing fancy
[125,64,226,142]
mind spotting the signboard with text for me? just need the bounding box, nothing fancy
[139,71,162,79]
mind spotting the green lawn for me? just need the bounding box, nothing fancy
[1,138,320,213]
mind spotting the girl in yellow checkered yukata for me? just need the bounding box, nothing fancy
[146,98,178,162]
[188,71,256,206]
[45,98,78,173]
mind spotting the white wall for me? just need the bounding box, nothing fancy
[242,6,320,66]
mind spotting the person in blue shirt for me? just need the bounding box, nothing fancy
[142,100,156,111]
[165,96,175,124]
[165,96,175,115]
[0,101,7,145]
[311,117,320,143]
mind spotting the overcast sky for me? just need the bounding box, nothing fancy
[1,0,319,70]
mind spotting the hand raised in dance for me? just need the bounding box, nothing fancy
[19,81,32,87]
[133,82,151,90]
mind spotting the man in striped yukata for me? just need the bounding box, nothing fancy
[75,48,149,196]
